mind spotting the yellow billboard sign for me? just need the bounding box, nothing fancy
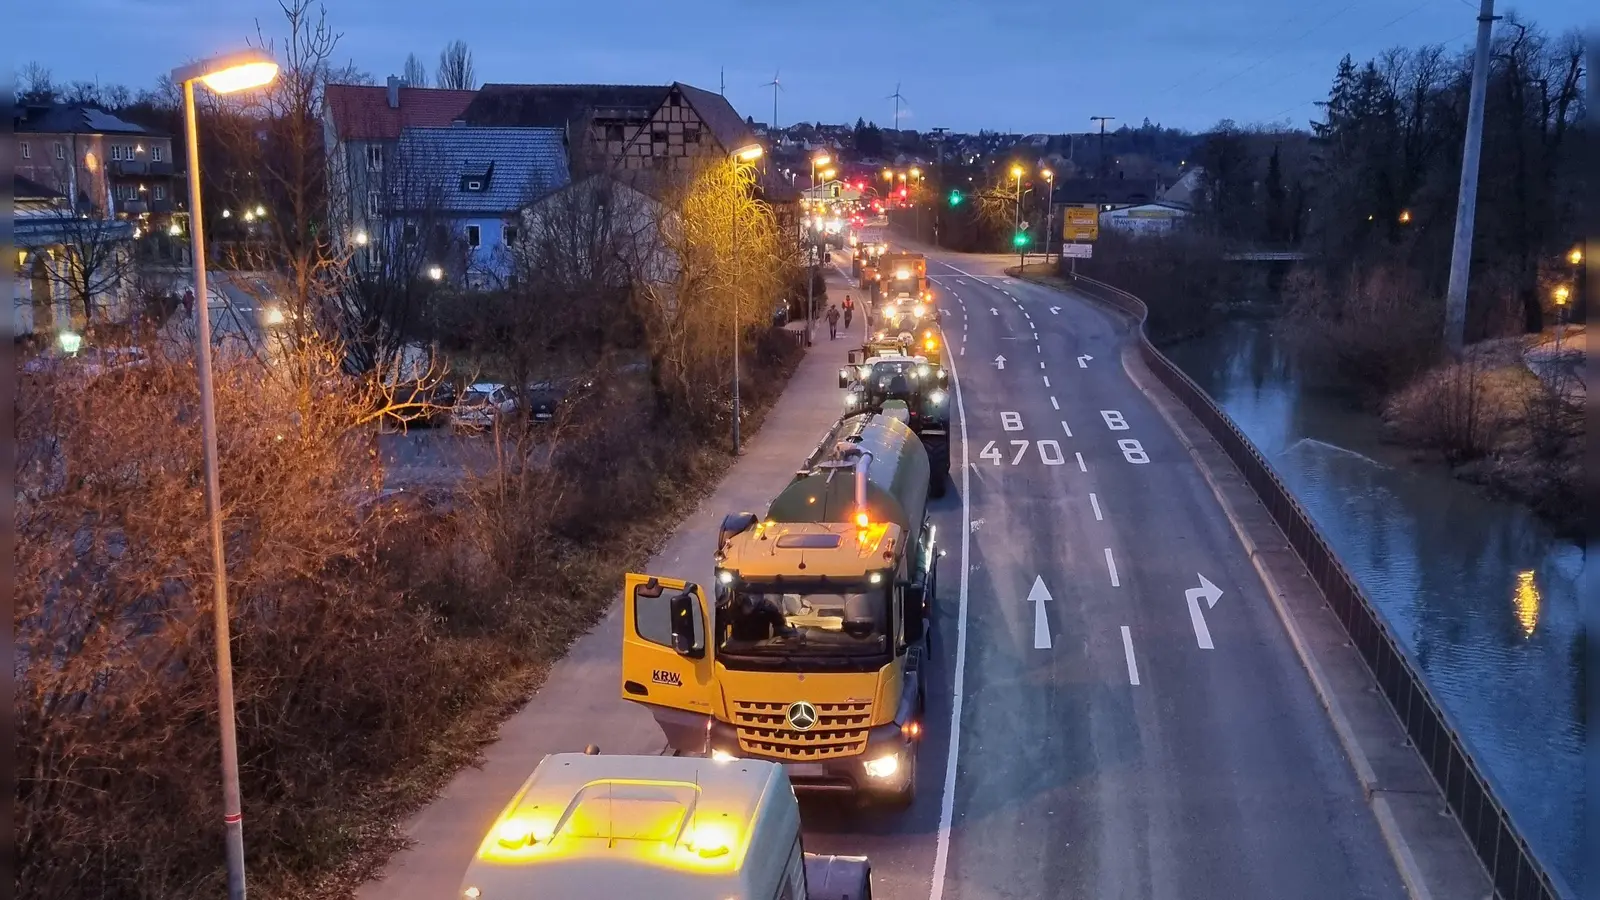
[1063,204,1099,242]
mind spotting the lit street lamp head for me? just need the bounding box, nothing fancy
[733,144,764,162]
[171,49,279,93]
[1010,165,1024,178]
[1568,247,1583,266]
[813,153,831,166]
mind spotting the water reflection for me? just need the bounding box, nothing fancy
[1512,571,1539,640]
[1164,319,1583,893]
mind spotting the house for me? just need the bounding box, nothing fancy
[459,82,757,177]
[322,77,478,260]
[12,102,182,220]
[14,174,137,340]
[383,125,570,286]
[518,175,675,292]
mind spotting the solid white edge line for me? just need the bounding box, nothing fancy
[1089,492,1103,521]
[1104,547,1120,587]
[928,324,973,900]
[1120,626,1141,685]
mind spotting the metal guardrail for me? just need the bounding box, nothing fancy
[1065,271,1567,900]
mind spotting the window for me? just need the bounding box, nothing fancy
[632,581,703,652]
[365,243,381,270]
[366,145,383,170]
[465,179,482,192]
[20,142,30,160]
[366,190,380,217]
[605,124,624,142]
[154,184,166,200]
[652,129,667,143]
[110,145,122,161]
[465,224,481,248]
[502,224,518,244]
[684,124,701,144]
[151,145,163,162]
[402,223,418,244]
[55,143,65,160]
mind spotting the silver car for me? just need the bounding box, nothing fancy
[450,382,516,431]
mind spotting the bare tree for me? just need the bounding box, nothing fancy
[401,52,428,88]
[19,61,55,102]
[435,39,476,90]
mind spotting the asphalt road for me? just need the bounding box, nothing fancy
[807,231,1407,900]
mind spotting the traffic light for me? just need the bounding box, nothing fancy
[1012,231,1030,248]
[948,189,963,206]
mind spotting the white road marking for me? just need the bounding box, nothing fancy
[943,262,979,278]
[1120,626,1141,685]
[1028,576,1052,650]
[1050,396,1059,410]
[1077,355,1093,368]
[1075,451,1087,472]
[1185,574,1222,650]
[1039,361,1045,370]
[959,346,965,356]
[1042,375,1051,388]
[1089,492,1103,521]
[1032,331,1038,340]
[930,317,975,900]
[1061,420,1073,437]
[1104,548,1120,587]
[1036,345,1042,353]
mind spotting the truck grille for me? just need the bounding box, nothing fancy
[731,700,872,761]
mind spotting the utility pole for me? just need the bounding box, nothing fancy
[1443,0,1498,356]
[1090,116,1114,179]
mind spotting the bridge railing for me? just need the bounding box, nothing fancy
[1065,271,1567,900]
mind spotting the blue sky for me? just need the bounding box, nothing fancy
[16,0,1592,133]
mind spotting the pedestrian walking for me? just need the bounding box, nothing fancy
[843,304,853,330]
[182,288,195,319]
[826,304,840,340]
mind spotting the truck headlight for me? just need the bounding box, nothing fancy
[913,305,926,318]
[918,365,930,378]
[864,754,900,779]
[845,393,858,406]
[711,750,738,763]
[930,389,947,404]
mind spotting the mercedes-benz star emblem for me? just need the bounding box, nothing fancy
[786,701,819,732]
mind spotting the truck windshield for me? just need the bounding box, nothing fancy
[716,584,890,666]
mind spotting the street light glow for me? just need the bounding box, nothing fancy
[909,167,921,178]
[1553,285,1570,305]
[172,50,279,95]
[427,265,444,281]
[1399,209,1412,224]
[813,153,831,166]
[734,144,764,161]
[1042,169,1054,180]
[1569,247,1583,266]
[353,230,369,246]
[1010,164,1024,178]
[822,168,836,180]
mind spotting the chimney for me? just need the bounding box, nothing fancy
[386,75,401,109]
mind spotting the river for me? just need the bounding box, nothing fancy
[1163,317,1584,894]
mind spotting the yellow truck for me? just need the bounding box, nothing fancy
[457,749,873,899]
[621,412,940,807]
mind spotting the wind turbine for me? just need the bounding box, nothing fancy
[764,70,783,131]
[888,82,909,132]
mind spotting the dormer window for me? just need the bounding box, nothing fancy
[459,161,495,193]
[465,179,482,191]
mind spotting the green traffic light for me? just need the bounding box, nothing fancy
[948,190,963,206]
[1012,232,1030,247]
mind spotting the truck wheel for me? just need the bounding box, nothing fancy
[924,435,950,498]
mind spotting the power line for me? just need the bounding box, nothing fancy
[1154,5,1333,97]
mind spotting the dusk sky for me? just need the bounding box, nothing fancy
[17,0,1591,133]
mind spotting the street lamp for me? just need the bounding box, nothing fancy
[1552,284,1571,347]
[805,152,832,347]
[729,143,763,454]
[171,46,279,900]
[1567,246,1583,266]
[1041,169,1055,262]
[1010,165,1025,266]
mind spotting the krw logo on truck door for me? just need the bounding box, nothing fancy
[652,669,682,687]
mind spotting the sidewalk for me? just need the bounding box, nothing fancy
[358,265,863,899]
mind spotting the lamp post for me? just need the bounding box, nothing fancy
[806,152,831,346]
[1010,164,1025,267]
[1041,169,1055,263]
[171,47,280,900]
[909,167,922,241]
[730,144,764,454]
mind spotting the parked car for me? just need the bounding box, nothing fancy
[450,382,516,431]
[382,380,458,429]
[520,377,595,423]
[22,344,150,379]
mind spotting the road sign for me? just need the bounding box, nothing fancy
[1063,205,1099,242]
[1061,243,1093,259]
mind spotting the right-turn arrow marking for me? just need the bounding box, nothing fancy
[1185,574,1222,649]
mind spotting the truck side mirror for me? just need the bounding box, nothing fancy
[669,589,703,659]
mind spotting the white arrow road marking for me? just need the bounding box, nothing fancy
[1120,626,1141,685]
[1077,355,1093,368]
[991,307,999,315]
[1185,574,1222,649]
[1050,306,1061,314]
[1089,493,1103,521]
[1104,548,1120,587]
[1028,576,1052,650]
[994,355,1006,369]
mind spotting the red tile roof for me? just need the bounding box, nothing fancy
[324,83,478,141]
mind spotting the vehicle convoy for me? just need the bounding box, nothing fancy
[458,750,873,899]
[841,350,951,497]
[621,412,940,806]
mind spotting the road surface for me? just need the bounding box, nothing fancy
[802,232,1406,899]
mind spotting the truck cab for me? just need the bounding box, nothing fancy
[458,751,872,900]
[621,415,938,806]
